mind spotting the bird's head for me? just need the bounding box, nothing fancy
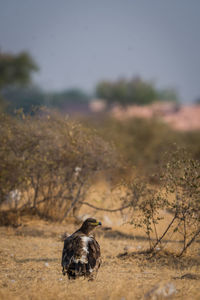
[80,218,102,234]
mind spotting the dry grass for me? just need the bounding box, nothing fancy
[0,208,200,300]
[0,180,199,299]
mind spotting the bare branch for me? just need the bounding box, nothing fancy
[79,201,131,212]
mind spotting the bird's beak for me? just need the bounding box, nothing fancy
[92,221,102,226]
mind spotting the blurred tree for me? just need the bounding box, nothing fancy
[3,86,91,115]
[158,88,179,102]
[96,77,158,106]
[126,77,157,105]
[0,51,38,111]
[2,85,45,114]
[0,51,38,88]
[47,88,90,108]
[96,77,179,106]
[95,80,113,102]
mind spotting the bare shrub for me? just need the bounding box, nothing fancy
[85,117,200,182]
[0,109,118,222]
[161,149,200,256]
[124,178,165,250]
[126,149,200,256]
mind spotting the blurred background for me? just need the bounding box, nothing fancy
[1,0,200,116]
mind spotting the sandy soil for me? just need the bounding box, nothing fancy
[0,210,199,300]
[0,178,199,299]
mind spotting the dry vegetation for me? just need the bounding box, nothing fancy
[0,111,200,299]
[0,207,200,300]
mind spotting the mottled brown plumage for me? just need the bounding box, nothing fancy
[61,218,102,280]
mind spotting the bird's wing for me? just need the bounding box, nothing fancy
[87,237,101,271]
[61,234,82,268]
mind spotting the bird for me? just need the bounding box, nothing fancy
[61,218,102,280]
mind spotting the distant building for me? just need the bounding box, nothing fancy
[89,99,107,113]
[111,102,200,131]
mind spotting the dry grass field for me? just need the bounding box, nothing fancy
[0,180,199,300]
[0,194,200,300]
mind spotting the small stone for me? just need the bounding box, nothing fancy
[10,280,15,283]
[145,282,176,299]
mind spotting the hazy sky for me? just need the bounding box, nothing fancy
[1,0,200,102]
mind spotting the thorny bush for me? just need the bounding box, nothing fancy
[126,149,200,256]
[84,117,200,181]
[0,109,118,221]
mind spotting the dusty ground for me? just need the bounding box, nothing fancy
[0,211,199,300]
[0,180,199,299]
